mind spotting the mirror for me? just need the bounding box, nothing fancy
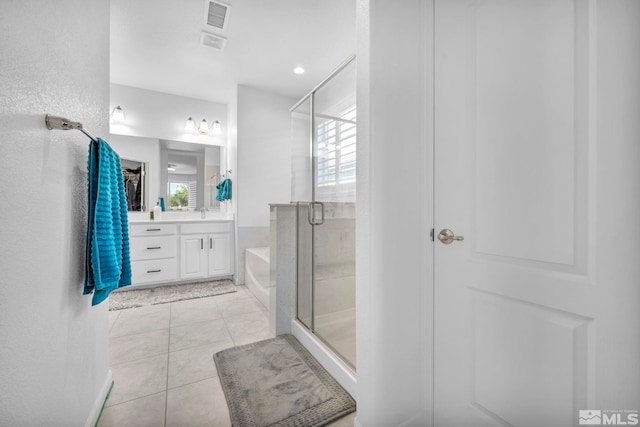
[160,140,222,212]
[121,158,146,212]
[108,134,224,214]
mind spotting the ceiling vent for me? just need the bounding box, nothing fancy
[204,0,231,30]
[200,31,227,51]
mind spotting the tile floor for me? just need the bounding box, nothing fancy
[99,285,356,427]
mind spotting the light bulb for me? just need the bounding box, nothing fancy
[212,120,222,134]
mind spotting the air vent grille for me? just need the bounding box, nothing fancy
[206,1,230,29]
[200,31,227,51]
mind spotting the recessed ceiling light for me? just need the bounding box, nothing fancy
[293,67,305,75]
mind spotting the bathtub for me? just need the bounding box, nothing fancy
[245,247,270,309]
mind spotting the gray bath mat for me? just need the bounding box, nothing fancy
[108,279,237,310]
[214,334,356,427]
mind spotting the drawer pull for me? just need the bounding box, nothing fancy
[146,228,161,232]
[210,238,212,249]
[146,246,162,250]
[201,238,204,250]
[146,269,162,273]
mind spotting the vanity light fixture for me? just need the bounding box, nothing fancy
[198,118,209,134]
[185,117,196,131]
[167,164,176,172]
[184,117,222,135]
[111,105,125,121]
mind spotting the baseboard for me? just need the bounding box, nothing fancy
[85,370,113,427]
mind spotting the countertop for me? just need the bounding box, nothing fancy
[129,217,233,224]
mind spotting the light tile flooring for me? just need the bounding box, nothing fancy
[99,285,356,427]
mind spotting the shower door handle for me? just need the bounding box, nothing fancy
[307,201,325,226]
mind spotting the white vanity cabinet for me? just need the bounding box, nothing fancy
[128,220,234,286]
[129,223,178,285]
[180,222,233,280]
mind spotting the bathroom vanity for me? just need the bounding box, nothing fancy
[128,219,234,287]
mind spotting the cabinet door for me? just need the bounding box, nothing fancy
[180,235,207,279]
[207,233,230,276]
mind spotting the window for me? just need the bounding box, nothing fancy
[316,105,356,194]
[168,181,196,210]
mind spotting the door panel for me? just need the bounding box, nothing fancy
[434,0,599,425]
[472,291,591,426]
[470,0,591,270]
[180,235,206,279]
[208,234,230,275]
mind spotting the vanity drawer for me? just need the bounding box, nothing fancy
[130,236,177,261]
[131,259,177,285]
[130,223,177,237]
[180,221,232,234]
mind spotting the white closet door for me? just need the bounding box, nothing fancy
[433,0,640,425]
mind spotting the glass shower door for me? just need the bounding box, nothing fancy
[291,58,356,370]
[311,59,356,368]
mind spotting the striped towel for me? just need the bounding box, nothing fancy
[84,138,132,306]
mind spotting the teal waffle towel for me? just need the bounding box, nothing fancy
[84,138,132,305]
[216,178,232,202]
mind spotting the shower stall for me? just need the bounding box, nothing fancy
[289,57,357,374]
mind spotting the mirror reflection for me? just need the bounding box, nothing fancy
[160,140,222,212]
[109,134,224,214]
[121,158,146,212]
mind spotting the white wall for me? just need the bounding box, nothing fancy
[237,85,295,227]
[0,1,112,426]
[110,83,228,147]
[236,85,296,283]
[356,0,433,426]
[227,90,239,280]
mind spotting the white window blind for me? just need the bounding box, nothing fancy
[188,181,197,210]
[316,105,356,189]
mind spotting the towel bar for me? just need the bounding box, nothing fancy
[45,114,98,142]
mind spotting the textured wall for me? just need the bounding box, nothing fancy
[0,1,111,425]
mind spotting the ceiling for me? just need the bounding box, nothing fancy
[110,0,357,104]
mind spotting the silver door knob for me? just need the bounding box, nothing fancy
[437,229,464,244]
